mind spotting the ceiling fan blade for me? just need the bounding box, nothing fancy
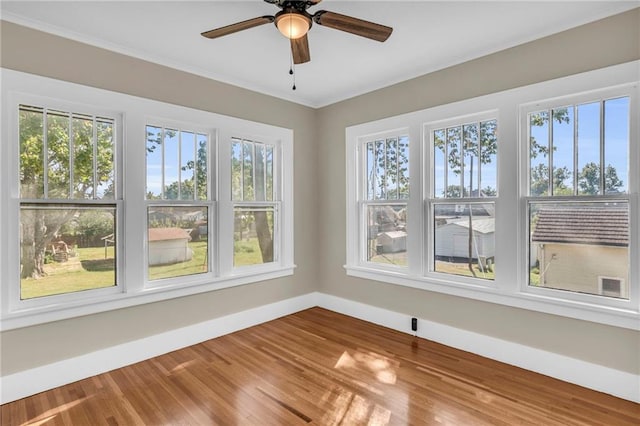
[201,16,274,39]
[313,11,392,42]
[291,34,310,64]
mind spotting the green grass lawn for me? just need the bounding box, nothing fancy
[234,238,265,267]
[21,246,116,299]
[22,239,271,298]
[148,241,208,280]
[435,261,495,280]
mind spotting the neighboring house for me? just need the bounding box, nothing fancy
[435,217,495,261]
[148,227,193,266]
[377,231,407,253]
[531,207,629,298]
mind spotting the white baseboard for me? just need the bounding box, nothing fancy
[0,292,320,404]
[316,293,640,404]
[2,291,638,404]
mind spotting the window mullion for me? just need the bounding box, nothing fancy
[92,116,98,200]
[599,100,605,195]
[43,108,49,198]
[548,109,554,196]
[161,127,166,200]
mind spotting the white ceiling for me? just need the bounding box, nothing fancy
[2,1,638,107]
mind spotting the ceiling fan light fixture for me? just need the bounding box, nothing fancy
[275,11,311,39]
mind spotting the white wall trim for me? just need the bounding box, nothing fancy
[0,292,320,404]
[316,293,640,404]
[2,292,637,405]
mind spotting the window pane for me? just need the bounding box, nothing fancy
[398,136,409,199]
[96,119,115,200]
[529,111,550,196]
[19,106,45,198]
[385,138,398,199]
[576,102,601,195]
[551,107,574,195]
[72,115,94,199]
[231,139,243,201]
[180,131,196,200]
[265,145,274,201]
[529,202,629,299]
[163,129,179,200]
[20,205,117,299]
[366,142,376,200]
[148,206,208,280]
[375,140,386,199]
[146,125,163,199]
[196,133,208,201]
[255,144,266,201]
[462,124,478,197]
[433,129,446,198]
[433,203,495,280]
[234,207,275,267]
[446,127,462,197]
[604,97,629,194]
[366,204,407,266]
[47,110,70,199]
[479,120,497,196]
[243,142,254,200]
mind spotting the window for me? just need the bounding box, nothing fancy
[1,69,294,329]
[362,134,409,267]
[346,61,639,329]
[429,117,497,280]
[525,93,630,300]
[145,125,211,281]
[231,138,277,267]
[18,105,120,300]
[600,277,623,298]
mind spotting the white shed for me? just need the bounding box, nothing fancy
[148,227,193,266]
[435,218,494,260]
[377,231,407,253]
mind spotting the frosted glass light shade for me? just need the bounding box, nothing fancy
[276,13,310,39]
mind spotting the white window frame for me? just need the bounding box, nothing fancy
[599,276,624,298]
[7,94,125,312]
[0,69,294,330]
[346,61,639,330]
[424,111,499,284]
[359,128,411,273]
[519,85,636,310]
[219,133,286,276]
[143,118,216,288]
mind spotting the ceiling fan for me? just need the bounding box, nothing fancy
[201,0,393,65]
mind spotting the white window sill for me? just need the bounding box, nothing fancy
[0,265,296,331]
[345,265,640,330]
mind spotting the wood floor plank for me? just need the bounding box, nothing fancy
[2,307,639,425]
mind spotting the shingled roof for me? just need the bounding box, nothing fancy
[148,227,191,242]
[531,207,628,247]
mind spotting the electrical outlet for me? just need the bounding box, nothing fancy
[411,317,417,332]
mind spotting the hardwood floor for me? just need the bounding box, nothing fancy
[2,307,638,425]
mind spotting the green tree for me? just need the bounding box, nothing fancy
[231,140,275,263]
[530,163,572,196]
[368,138,409,200]
[578,162,623,195]
[435,121,497,277]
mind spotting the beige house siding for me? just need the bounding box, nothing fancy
[535,243,628,298]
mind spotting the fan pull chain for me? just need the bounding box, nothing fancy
[289,44,296,91]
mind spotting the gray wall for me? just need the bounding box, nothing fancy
[0,20,319,375]
[2,8,640,380]
[316,8,640,375]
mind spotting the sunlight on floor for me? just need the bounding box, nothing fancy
[334,350,398,385]
[20,396,89,426]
